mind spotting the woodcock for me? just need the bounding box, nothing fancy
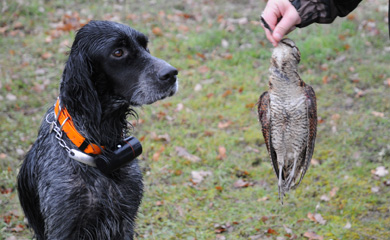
[258,38,317,202]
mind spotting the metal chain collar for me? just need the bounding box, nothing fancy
[45,106,97,167]
[45,111,71,154]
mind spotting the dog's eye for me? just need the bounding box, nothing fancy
[112,49,124,57]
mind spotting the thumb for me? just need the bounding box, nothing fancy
[272,8,300,42]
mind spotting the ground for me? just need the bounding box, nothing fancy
[0,0,389,239]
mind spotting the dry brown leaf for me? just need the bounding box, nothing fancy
[175,146,201,162]
[216,146,226,160]
[41,52,52,60]
[283,225,293,234]
[307,212,316,222]
[152,146,165,161]
[314,213,327,225]
[222,89,232,98]
[266,228,278,235]
[311,158,320,166]
[218,121,233,129]
[178,25,189,32]
[191,170,212,184]
[198,65,210,74]
[303,232,323,240]
[233,179,253,188]
[372,111,385,118]
[11,224,24,233]
[152,152,161,161]
[329,187,339,197]
[384,78,390,87]
[152,27,163,36]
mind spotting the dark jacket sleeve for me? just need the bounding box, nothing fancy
[289,0,363,28]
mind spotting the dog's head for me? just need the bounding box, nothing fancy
[61,20,178,111]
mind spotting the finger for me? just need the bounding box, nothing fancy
[260,16,277,46]
[272,8,300,42]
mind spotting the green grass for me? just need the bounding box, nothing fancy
[1,0,390,239]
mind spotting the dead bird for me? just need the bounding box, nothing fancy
[257,38,317,203]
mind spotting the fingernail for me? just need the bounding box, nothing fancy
[273,32,282,42]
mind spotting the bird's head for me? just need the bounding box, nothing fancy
[271,38,301,70]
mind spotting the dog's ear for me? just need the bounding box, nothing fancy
[60,32,102,123]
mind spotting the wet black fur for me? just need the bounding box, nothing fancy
[17,21,178,240]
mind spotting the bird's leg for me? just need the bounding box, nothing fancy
[286,152,299,189]
[278,162,284,204]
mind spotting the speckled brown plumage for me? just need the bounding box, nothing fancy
[258,38,317,203]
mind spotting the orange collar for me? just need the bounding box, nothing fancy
[54,99,104,155]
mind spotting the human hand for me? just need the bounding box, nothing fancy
[261,0,301,46]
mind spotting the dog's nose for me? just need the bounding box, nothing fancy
[158,65,178,82]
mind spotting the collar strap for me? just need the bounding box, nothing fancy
[54,99,104,155]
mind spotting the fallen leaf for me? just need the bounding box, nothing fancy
[371,186,380,193]
[384,78,390,87]
[303,231,323,240]
[329,187,339,197]
[245,103,255,109]
[320,195,330,202]
[175,103,184,112]
[283,225,293,234]
[178,24,189,32]
[218,121,233,129]
[215,186,223,191]
[371,111,385,118]
[222,89,232,97]
[266,228,278,235]
[311,158,320,166]
[216,234,226,240]
[152,152,161,161]
[314,213,327,225]
[152,27,163,36]
[257,196,269,202]
[198,65,210,74]
[344,221,352,229]
[155,200,164,206]
[307,212,316,222]
[41,52,52,60]
[221,39,229,48]
[216,146,226,160]
[150,132,171,142]
[191,170,212,184]
[261,216,268,223]
[322,75,329,84]
[152,146,165,161]
[196,52,206,60]
[175,146,201,162]
[372,166,389,177]
[6,93,17,101]
[194,83,202,91]
[11,224,24,232]
[233,179,253,188]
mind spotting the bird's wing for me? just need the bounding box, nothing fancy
[258,91,279,178]
[296,84,317,186]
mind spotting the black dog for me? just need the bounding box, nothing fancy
[17,21,178,240]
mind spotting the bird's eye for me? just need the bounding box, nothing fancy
[112,49,124,57]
